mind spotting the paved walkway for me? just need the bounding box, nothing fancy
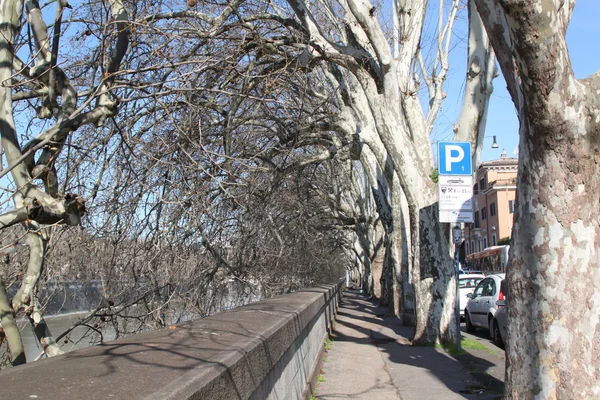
[314,288,505,400]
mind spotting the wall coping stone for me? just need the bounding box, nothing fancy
[0,282,342,400]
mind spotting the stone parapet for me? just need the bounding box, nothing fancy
[0,281,343,400]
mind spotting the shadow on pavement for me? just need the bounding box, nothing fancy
[328,288,504,399]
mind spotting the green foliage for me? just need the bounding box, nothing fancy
[317,375,326,383]
[430,168,439,183]
[437,339,505,396]
[497,237,510,245]
[324,338,333,351]
[436,337,499,358]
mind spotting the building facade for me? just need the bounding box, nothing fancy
[463,151,518,256]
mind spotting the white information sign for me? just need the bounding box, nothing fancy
[439,176,473,209]
[438,175,474,223]
[440,210,474,223]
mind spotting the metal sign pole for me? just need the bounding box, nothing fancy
[455,243,462,351]
[453,226,462,352]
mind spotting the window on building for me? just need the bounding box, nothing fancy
[471,241,475,254]
[490,202,496,217]
[481,207,487,220]
[492,234,497,246]
[483,237,488,249]
[466,241,470,255]
[474,211,480,228]
[480,177,486,191]
[473,183,478,195]
[509,200,515,214]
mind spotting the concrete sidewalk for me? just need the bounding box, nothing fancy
[314,288,504,400]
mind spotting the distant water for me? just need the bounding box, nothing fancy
[11,277,265,364]
[18,281,263,362]
[20,313,116,361]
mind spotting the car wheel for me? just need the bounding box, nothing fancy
[465,311,476,333]
[493,320,505,349]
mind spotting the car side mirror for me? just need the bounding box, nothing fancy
[496,300,506,307]
[467,293,473,299]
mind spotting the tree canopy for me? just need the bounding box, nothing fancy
[0,2,598,398]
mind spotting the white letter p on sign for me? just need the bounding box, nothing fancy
[445,145,464,172]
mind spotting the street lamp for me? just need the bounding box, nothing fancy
[488,135,499,148]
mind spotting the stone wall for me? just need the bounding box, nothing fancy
[0,282,343,400]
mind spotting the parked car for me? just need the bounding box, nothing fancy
[464,274,506,334]
[492,298,507,349]
[459,274,485,319]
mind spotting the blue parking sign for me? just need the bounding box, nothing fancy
[438,142,472,175]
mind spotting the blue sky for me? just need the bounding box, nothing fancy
[433,0,600,163]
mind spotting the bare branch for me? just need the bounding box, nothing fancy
[472,0,521,105]
[454,0,497,168]
[345,0,392,68]
[0,282,25,365]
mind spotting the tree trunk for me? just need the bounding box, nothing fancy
[358,145,400,304]
[506,102,600,399]
[411,204,456,344]
[398,188,416,325]
[379,238,394,306]
[505,83,600,398]
[388,177,407,317]
[474,1,600,397]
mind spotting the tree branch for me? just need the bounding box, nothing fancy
[0,282,25,365]
[454,0,498,169]
[472,0,521,106]
[0,207,29,230]
[345,0,392,69]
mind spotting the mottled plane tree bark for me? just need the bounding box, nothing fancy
[473,0,600,398]
[453,0,497,166]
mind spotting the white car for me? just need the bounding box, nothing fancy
[464,273,506,333]
[492,298,507,349]
[459,274,485,318]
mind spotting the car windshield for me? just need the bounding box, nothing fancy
[459,277,483,288]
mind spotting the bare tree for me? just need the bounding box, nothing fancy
[0,0,130,363]
[0,0,502,367]
[0,0,356,366]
